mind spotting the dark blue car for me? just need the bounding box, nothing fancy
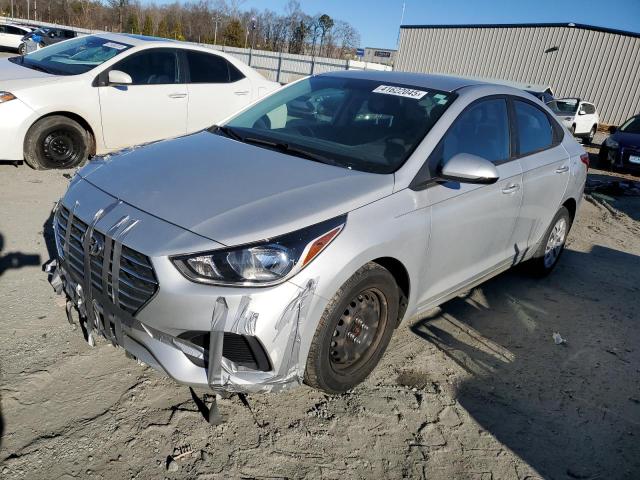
[599,114,640,172]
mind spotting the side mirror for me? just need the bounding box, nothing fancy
[440,153,500,184]
[608,125,617,134]
[108,70,132,86]
[578,109,586,115]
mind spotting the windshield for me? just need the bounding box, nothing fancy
[220,76,455,174]
[619,116,640,134]
[9,36,133,75]
[547,98,579,115]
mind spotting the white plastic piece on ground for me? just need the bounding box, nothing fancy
[552,332,567,345]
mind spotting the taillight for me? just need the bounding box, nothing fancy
[580,153,590,170]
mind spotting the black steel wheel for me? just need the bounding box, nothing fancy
[305,262,399,394]
[24,116,90,170]
[329,288,387,373]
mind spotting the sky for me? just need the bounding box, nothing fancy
[234,0,640,49]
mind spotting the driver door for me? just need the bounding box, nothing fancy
[416,98,523,307]
[98,48,188,149]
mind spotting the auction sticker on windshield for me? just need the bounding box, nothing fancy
[373,85,428,99]
[103,42,128,50]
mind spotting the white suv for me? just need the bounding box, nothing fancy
[547,98,599,144]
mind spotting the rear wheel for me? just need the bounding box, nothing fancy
[24,116,90,170]
[18,43,26,55]
[304,263,399,394]
[570,124,576,136]
[525,206,571,276]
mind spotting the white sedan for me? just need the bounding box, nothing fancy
[0,33,280,169]
[0,24,33,51]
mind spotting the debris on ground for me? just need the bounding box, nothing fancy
[552,332,567,345]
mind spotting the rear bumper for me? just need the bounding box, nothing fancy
[0,98,35,161]
[601,146,640,171]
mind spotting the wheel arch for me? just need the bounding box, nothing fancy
[25,111,97,156]
[371,256,410,326]
[563,197,577,223]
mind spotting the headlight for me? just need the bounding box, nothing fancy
[172,215,346,286]
[604,137,619,149]
[0,92,16,103]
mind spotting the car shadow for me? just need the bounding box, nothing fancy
[0,232,42,450]
[586,171,640,222]
[410,246,640,479]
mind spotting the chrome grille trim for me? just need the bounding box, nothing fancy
[55,204,158,316]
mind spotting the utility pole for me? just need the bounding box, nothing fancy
[27,0,30,20]
[396,1,406,49]
[213,14,220,45]
[11,0,14,17]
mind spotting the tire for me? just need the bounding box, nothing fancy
[525,206,572,277]
[304,262,399,394]
[570,124,576,136]
[586,125,596,145]
[18,43,26,55]
[24,116,90,170]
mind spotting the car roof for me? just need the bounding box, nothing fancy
[93,32,175,47]
[319,70,487,92]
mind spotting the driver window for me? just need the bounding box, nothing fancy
[112,49,180,85]
[432,98,510,173]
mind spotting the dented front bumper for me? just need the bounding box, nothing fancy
[49,180,325,394]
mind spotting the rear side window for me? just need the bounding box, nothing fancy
[186,51,245,83]
[6,26,25,35]
[514,100,554,156]
[435,98,510,167]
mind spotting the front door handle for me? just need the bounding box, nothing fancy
[168,93,187,99]
[555,165,570,173]
[234,90,250,96]
[501,184,520,194]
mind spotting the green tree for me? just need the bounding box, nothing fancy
[157,18,169,38]
[317,14,334,55]
[173,20,185,41]
[142,15,153,36]
[125,13,140,34]
[223,19,243,47]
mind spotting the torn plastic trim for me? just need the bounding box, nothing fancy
[206,278,317,394]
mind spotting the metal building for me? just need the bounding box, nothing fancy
[395,23,640,125]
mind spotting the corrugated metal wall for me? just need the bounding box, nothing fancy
[396,25,640,125]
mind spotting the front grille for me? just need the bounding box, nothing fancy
[55,204,158,315]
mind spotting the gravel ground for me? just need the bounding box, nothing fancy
[1,104,640,478]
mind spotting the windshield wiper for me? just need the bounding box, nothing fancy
[23,62,52,74]
[242,136,344,168]
[212,125,244,141]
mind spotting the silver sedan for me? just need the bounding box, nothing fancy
[49,71,588,395]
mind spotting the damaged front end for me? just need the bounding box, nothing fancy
[47,195,322,394]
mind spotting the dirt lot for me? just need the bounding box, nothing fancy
[1,137,640,479]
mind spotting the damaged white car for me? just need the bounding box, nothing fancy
[48,71,588,394]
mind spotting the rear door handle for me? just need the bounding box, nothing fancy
[168,93,187,99]
[501,184,520,194]
[555,165,570,173]
[234,90,250,96]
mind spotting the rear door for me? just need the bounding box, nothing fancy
[98,48,188,149]
[510,98,570,256]
[183,49,254,131]
[417,97,524,306]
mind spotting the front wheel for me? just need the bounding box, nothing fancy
[304,263,399,394]
[525,206,571,276]
[24,116,90,170]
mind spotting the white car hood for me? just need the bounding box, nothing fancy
[79,131,395,246]
[0,58,59,91]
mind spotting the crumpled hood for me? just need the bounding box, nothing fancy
[80,131,394,246]
[0,58,57,91]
